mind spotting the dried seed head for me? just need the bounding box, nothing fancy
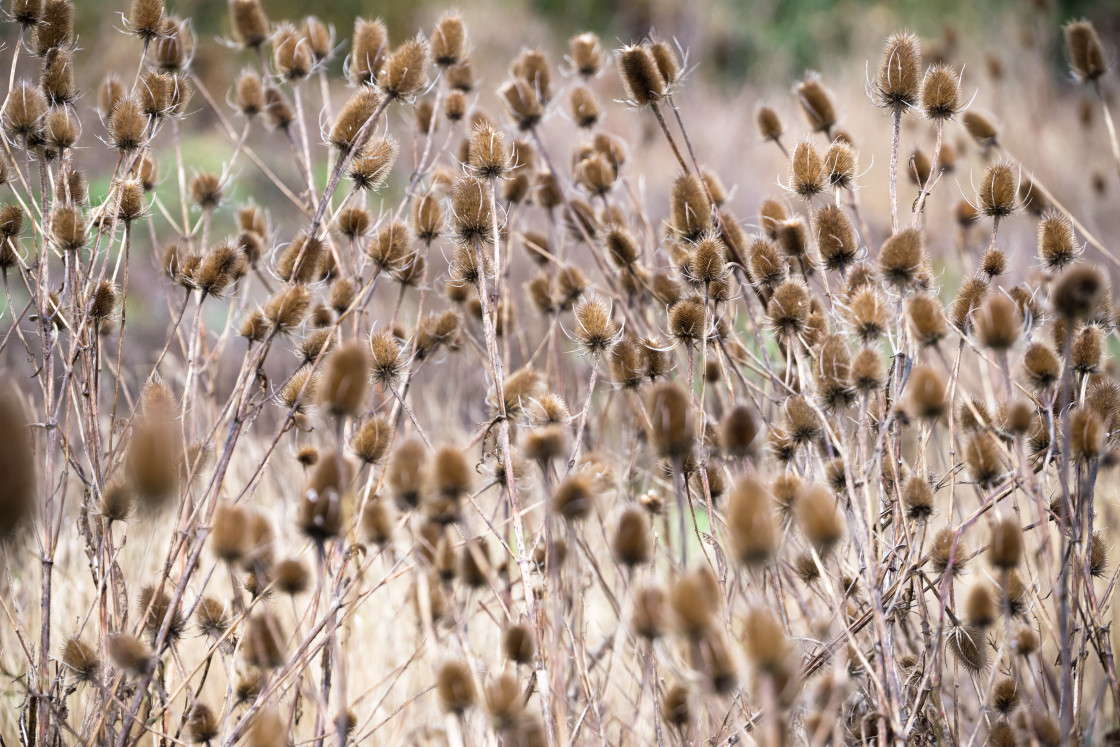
[572,294,618,354]
[230,0,268,49]
[330,87,383,152]
[272,557,309,596]
[906,293,947,347]
[947,624,988,673]
[187,703,218,743]
[965,581,997,627]
[61,636,99,684]
[152,16,193,73]
[824,139,857,190]
[617,44,664,106]
[921,63,961,119]
[878,228,924,288]
[950,276,989,331]
[962,110,999,146]
[299,451,350,541]
[646,381,693,460]
[790,139,825,199]
[719,404,759,457]
[303,16,332,61]
[193,242,244,297]
[431,11,466,67]
[977,158,1018,218]
[815,204,858,273]
[138,584,184,642]
[966,432,1004,487]
[759,199,788,238]
[34,0,73,54]
[768,278,811,339]
[427,445,471,524]
[437,660,477,714]
[210,501,247,562]
[107,633,151,676]
[669,173,711,241]
[846,287,888,344]
[755,105,783,141]
[469,121,511,178]
[234,70,265,116]
[973,294,1021,350]
[1072,325,1103,375]
[41,48,75,106]
[117,179,145,223]
[992,677,1019,716]
[795,73,837,133]
[727,476,777,565]
[931,527,966,575]
[851,347,885,394]
[128,0,164,42]
[989,517,1022,569]
[1065,19,1107,83]
[671,567,720,637]
[320,341,370,417]
[243,614,285,669]
[189,172,223,211]
[796,483,844,551]
[350,17,388,85]
[908,365,947,419]
[1052,264,1105,320]
[1071,407,1105,460]
[552,473,595,522]
[13,0,44,28]
[379,36,429,100]
[388,438,428,509]
[875,31,922,110]
[569,32,604,77]
[49,203,85,252]
[981,247,1007,279]
[89,280,117,320]
[263,85,295,130]
[276,231,325,284]
[1038,210,1079,269]
[648,39,680,86]
[108,95,147,152]
[503,622,536,664]
[1023,342,1061,390]
[348,135,398,191]
[611,505,652,566]
[902,475,934,521]
[350,415,393,464]
[747,236,784,287]
[2,80,46,142]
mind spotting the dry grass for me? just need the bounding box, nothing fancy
[1,0,1120,745]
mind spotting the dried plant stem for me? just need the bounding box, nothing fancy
[889,107,901,234]
[1094,81,1120,181]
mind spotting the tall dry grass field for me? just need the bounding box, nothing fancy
[1,0,1120,744]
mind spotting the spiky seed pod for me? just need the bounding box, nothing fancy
[498,77,543,130]
[1065,20,1107,83]
[977,159,1018,218]
[747,236,784,287]
[551,473,595,522]
[61,636,99,684]
[234,70,265,116]
[966,431,1004,487]
[909,149,932,186]
[437,660,477,714]
[34,0,73,54]
[450,176,494,247]
[193,242,244,297]
[137,585,184,642]
[0,394,34,536]
[348,135,398,191]
[128,0,164,42]
[569,32,604,77]
[965,581,997,627]
[931,527,965,575]
[41,48,75,106]
[973,294,1021,351]
[1023,342,1060,390]
[153,17,193,73]
[1052,264,1105,320]
[796,484,844,551]
[631,582,668,639]
[1072,325,1103,375]
[379,36,429,100]
[670,567,720,637]
[243,614,285,670]
[469,121,511,178]
[947,624,988,673]
[610,505,652,566]
[843,287,886,344]
[319,341,369,417]
[646,381,694,460]
[816,333,852,405]
[922,63,961,119]
[275,231,323,284]
[875,31,922,110]
[878,228,924,288]
[669,173,711,241]
[350,415,393,465]
[430,11,466,67]
[49,203,85,252]
[299,451,350,541]
[775,219,808,263]
[981,248,1006,279]
[503,622,536,665]
[210,502,247,562]
[330,88,383,152]
[950,276,989,331]
[990,677,1019,716]
[720,404,759,458]
[387,439,427,509]
[963,110,999,146]
[988,517,1022,569]
[758,199,788,238]
[1038,210,1078,269]
[793,73,836,133]
[272,558,309,596]
[1071,408,1105,460]
[617,44,664,106]
[789,139,825,199]
[97,75,126,118]
[412,190,443,242]
[908,365,947,419]
[902,476,934,521]
[2,80,46,143]
[262,85,295,130]
[107,633,151,676]
[88,281,117,321]
[303,16,332,62]
[13,0,44,28]
[667,297,705,344]
[359,492,393,545]
[726,476,777,565]
[904,293,949,349]
[755,105,783,141]
[852,347,885,394]
[230,0,268,49]
[648,39,680,86]
[107,94,148,152]
[186,703,218,743]
[349,18,388,85]
[824,140,857,190]
[783,395,821,446]
[426,445,471,524]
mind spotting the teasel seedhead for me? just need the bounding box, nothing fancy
[616,44,664,107]
[349,17,388,86]
[34,0,74,55]
[921,63,961,120]
[379,35,429,100]
[977,158,1018,219]
[330,88,383,152]
[795,73,837,133]
[789,139,825,199]
[230,0,268,50]
[874,31,922,111]
[1064,19,1108,83]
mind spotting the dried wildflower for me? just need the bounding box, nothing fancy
[450,176,494,247]
[973,294,1021,350]
[469,121,511,178]
[795,73,837,133]
[379,36,429,100]
[1052,264,1105,320]
[319,341,370,417]
[907,293,947,346]
[1038,210,1079,269]
[617,44,664,106]
[977,159,1018,218]
[875,31,922,111]
[349,18,388,85]
[61,637,99,684]
[331,88,383,152]
[34,0,73,54]
[922,63,961,119]
[966,432,1004,487]
[789,139,825,198]
[1064,20,1107,83]
[878,228,924,288]
[670,567,720,637]
[962,110,999,146]
[768,278,810,338]
[437,660,477,714]
[646,381,693,460]
[107,633,152,676]
[824,140,857,190]
[388,438,428,509]
[726,476,776,565]
[908,366,947,419]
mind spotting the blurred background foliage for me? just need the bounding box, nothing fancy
[79,0,1118,84]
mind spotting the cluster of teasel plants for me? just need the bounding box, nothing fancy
[1,0,1120,744]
